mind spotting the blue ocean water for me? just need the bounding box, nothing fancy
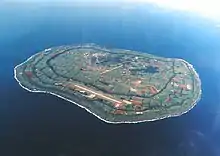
[1,3,220,156]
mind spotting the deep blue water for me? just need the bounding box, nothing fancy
[1,3,220,156]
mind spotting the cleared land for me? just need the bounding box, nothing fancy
[14,43,202,123]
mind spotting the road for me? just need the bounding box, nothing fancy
[101,65,123,74]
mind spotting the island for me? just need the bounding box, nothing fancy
[14,43,202,123]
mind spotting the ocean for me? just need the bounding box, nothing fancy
[1,3,220,156]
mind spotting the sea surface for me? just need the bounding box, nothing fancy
[1,3,220,156]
